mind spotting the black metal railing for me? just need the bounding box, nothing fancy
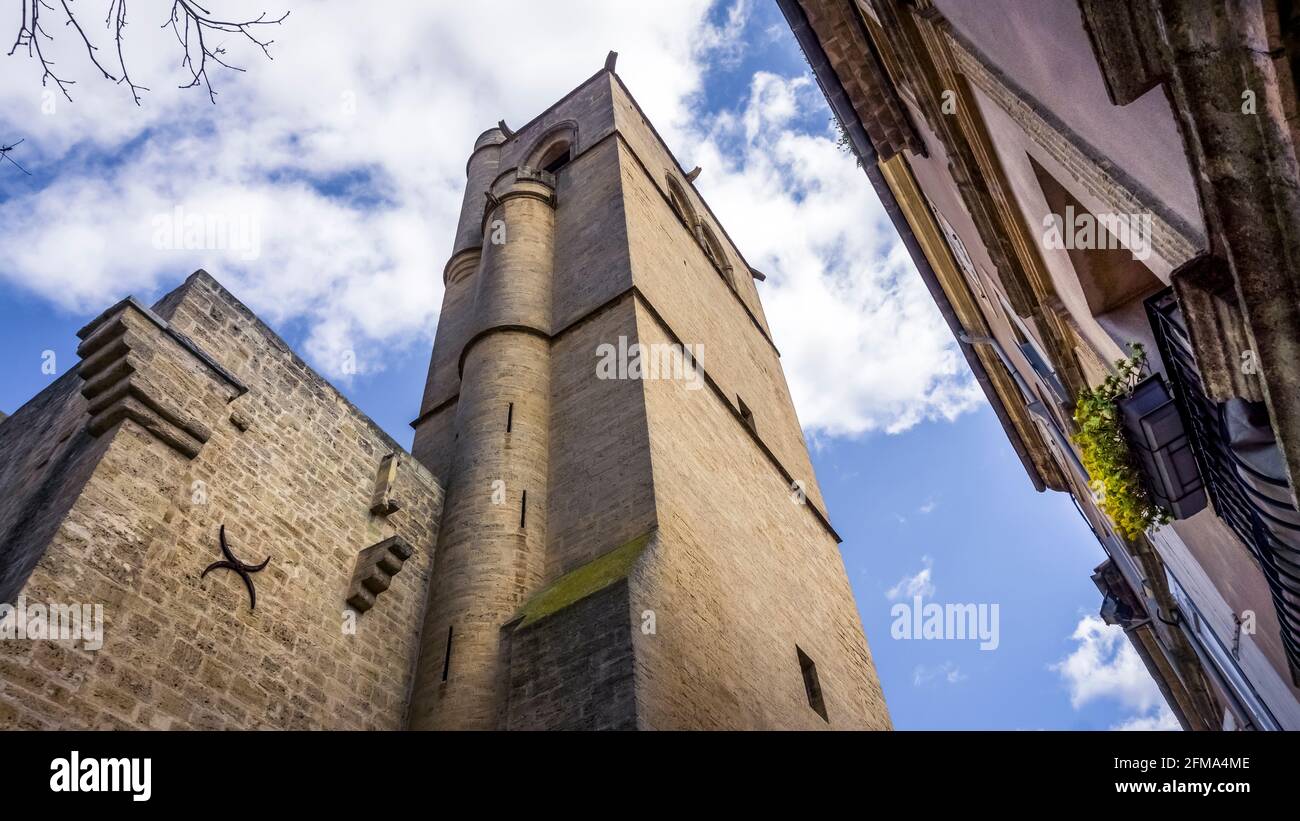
[1146,288,1300,685]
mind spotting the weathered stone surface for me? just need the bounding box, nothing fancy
[0,272,443,730]
[2,66,889,732]
[796,0,924,160]
[504,579,637,731]
[410,67,889,730]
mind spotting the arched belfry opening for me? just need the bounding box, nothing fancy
[539,141,572,174]
[525,122,578,175]
[665,174,696,228]
[697,222,732,280]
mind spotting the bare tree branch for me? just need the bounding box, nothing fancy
[61,0,115,81]
[167,1,289,103]
[1,139,33,175]
[7,0,288,105]
[9,0,78,102]
[107,0,148,104]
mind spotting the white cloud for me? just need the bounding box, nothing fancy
[913,661,966,686]
[0,0,722,381]
[0,1,982,434]
[919,498,937,514]
[1053,615,1180,731]
[886,556,935,601]
[682,71,984,437]
[1111,707,1180,731]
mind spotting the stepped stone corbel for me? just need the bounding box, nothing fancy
[75,297,246,459]
[345,535,414,613]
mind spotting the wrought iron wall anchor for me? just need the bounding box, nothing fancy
[200,525,271,610]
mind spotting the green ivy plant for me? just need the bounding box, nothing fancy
[1072,343,1172,540]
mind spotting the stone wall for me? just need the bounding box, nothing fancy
[503,579,637,731]
[0,372,109,607]
[629,301,889,729]
[615,130,830,521]
[0,271,443,730]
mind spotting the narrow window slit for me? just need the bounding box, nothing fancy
[520,490,528,529]
[506,402,514,433]
[441,625,454,682]
[738,396,755,433]
[797,646,828,722]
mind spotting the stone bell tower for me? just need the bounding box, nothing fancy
[406,58,891,730]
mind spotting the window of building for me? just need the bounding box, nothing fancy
[698,223,728,272]
[666,175,696,228]
[925,195,990,303]
[738,396,755,433]
[540,143,571,174]
[998,294,1070,405]
[666,173,737,289]
[441,625,454,682]
[796,646,828,722]
[525,122,578,176]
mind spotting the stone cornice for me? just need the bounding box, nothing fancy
[75,298,244,459]
[77,296,247,396]
[943,24,1203,266]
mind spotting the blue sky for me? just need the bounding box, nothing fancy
[0,0,1171,729]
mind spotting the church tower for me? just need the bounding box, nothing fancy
[407,58,890,730]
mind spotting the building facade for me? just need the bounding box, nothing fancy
[407,61,888,730]
[0,63,890,730]
[781,0,1300,729]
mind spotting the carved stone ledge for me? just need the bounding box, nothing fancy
[229,409,251,432]
[369,453,402,516]
[515,166,557,188]
[75,297,245,459]
[346,536,414,614]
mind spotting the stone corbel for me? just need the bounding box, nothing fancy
[1171,254,1265,403]
[345,535,414,613]
[1076,0,1166,106]
[75,297,246,459]
[370,453,402,516]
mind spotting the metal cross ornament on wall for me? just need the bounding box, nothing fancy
[200,525,271,610]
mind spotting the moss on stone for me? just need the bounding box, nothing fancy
[513,531,653,629]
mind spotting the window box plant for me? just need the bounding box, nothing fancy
[1072,343,1176,539]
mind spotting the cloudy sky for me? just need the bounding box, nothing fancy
[0,0,1173,729]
